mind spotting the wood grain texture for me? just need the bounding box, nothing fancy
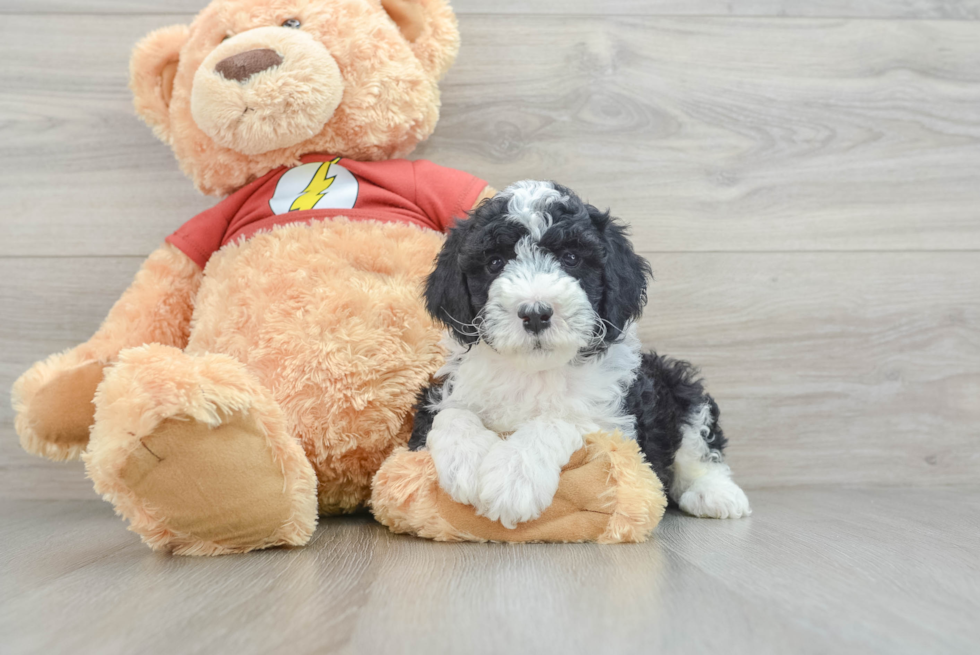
[2,489,979,654]
[3,15,980,256]
[3,252,978,499]
[0,258,142,501]
[2,4,978,651]
[6,0,980,19]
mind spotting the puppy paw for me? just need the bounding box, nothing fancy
[678,475,752,519]
[476,440,561,529]
[427,409,498,506]
[431,438,484,506]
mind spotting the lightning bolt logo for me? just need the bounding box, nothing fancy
[289,157,342,212]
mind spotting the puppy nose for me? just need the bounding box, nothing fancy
[215,48,283,82]
[518,304,553,335]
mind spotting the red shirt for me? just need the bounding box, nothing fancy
[166,154,488,269]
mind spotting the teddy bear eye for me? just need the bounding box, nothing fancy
[282,18,302,29]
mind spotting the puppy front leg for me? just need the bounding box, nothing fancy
[427,408,500,506]
[476,419,583,529]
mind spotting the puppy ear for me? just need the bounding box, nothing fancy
[130,24,189,142]
[380,0,460,80]
[424,220,478,345]
[591,206,652,342]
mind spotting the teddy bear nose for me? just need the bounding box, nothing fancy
[215,49,284,83]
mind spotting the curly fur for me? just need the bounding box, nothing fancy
[412,182,751,523]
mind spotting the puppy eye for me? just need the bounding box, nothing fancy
[282,18,302,28]
[561,252,580,267]
[487,256,506,274]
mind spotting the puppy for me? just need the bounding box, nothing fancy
[409,181,751,528]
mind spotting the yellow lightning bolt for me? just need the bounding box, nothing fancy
[289,157,342,212]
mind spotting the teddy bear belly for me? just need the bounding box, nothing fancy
[185,217,447,512]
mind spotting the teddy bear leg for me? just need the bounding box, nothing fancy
[12,352,105,461]
[372,432,668,544]
[83,344,318,555]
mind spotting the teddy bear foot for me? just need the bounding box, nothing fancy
[84,344,319,555]
[12,352,105,461]
[371,431,668,544]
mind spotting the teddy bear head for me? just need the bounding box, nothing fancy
[131,0,460,196]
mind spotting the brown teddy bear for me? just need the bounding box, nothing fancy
[12,0,665,555]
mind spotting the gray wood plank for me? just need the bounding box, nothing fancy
[468,0,980,17]
[2,489,978,654]
[637,251,980,489]
[4,0,980,19]
[2,251,978,499]
[0,257,142,502]
[3,15,980,256]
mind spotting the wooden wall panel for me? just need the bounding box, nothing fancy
[2,16,979,255]
[2,3,978,499]
[6,1,980,19]
[3,252,976,498]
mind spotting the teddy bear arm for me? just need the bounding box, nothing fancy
[82,243,203,360]
[12,243,203,461]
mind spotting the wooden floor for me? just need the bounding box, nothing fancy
[2,0,979,653]
[3,488,979,655]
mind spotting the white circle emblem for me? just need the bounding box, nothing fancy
[269,158,359,215]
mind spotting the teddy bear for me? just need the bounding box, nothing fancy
[12,0,666,555]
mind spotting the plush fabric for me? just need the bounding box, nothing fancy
[11,0,666,555]
[12,0,468,556]
[189,26,345,155]
[130,24,189,143]
[117,412,299,550]
[14,362,104,461]
[185,218,448,514]
[131,0,460,196]
[12,243,201,461]
[84,344,318,555]
[371,431,668,544]
[165,154,487,269]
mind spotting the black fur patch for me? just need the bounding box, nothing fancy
[408,384,442,451]
[625,353,726,491]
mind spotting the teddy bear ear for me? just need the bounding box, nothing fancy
[380,0,460,80]
[130,24,190,141]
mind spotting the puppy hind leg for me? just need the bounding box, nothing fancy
[669,403,751,519]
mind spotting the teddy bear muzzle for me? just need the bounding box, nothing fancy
[214,48,284,83]
[191,26,344,156]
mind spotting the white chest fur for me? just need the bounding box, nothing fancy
[432,328,642,437]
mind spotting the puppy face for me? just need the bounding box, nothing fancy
[425,181,652,369]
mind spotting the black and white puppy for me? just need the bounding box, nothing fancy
[409,181,751,528]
